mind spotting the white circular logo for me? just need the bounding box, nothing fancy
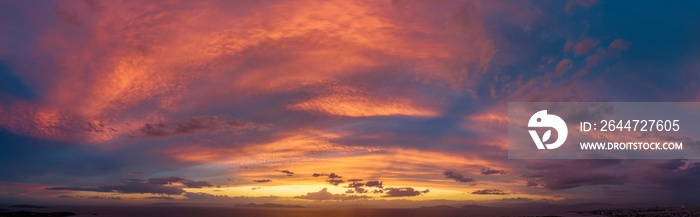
[528,110,568,150]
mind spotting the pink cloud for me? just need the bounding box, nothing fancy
[573,39,632,78]
[574,39,598,55]
[554,59,574,76]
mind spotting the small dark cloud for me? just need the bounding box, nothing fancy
[347,181,364,188]
[277,170,294,176]
[326,179,345,186]
[481,168,507,175]
[140,117,219,138]
[372,189,384,194]
[57,195,73,198]
[346,180,383,191]
[328,173,342,179]
[443,171,475,183]
[471,189,509,195]
[251,187,261,190]
[365,181,383,188]
[253,179,271,183]
[354,187,368,194]
[313,172,348,186]
[382,187,429,197]
[311,172,343,179]
[526,180,539,187]
[311,172,342,179]
[127,171,146,176]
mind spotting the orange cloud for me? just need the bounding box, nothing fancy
[289,87,440,117]
[0,0,499,143]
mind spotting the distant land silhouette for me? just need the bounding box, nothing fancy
[0,211,75,216]
[8,204,46,208]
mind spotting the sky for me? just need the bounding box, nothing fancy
[1,0,700,208]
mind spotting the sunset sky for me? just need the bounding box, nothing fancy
[1,0,700,208]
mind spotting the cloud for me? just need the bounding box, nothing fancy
[146,176,214,188]
[471,189,508,195]
[608,39,632,50]
[326,179,345,186]
[365,181,384,188]
[382,187,429,197]
[252,179,271,183]
[276,170,294,176]
[294,188,370,201]
[554,59,573,76]
[573,39,632,78]
[251,187,261,190]
[481,168,507,175]
[47,182,186,195]
[314,172,346,186]
[520,158,700,205]
[139,116,260,138]
[345,180,375,194]
[523,160,626,190]
[354,187,368,194]
[46,176,212,195]
[574,39,598,55]
[288,87,439,117]
[347,181,364,188]
[443,170,476,183]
